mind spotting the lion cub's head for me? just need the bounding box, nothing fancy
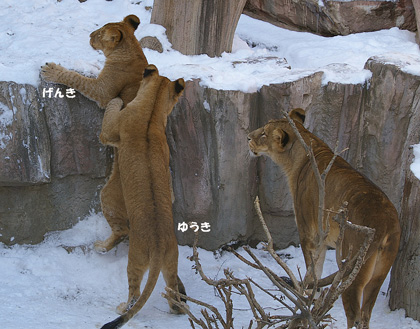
[140,65,185,117]
[90,15,140,56]
[248,108,306,157]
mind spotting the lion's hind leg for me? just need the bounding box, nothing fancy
[95,159,129,253]
[116,242,149,315]
[342,251,378,329]
[360,232,400,328]
[162,249,187,314]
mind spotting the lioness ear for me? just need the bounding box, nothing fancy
[124,15,140,30]
[104,28,123,44]
[175,79,185,95]
[288,108,305,124]
[143,64,158,78]
[273,129,290,150]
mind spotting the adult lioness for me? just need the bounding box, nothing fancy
[41,15,147,253]
[99,65,185,329]
[248,109,400,329]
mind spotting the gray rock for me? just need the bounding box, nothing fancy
[390,167,420,321]
[0,176,103,244]
[39,81,110,178]
[244,0,416,37]
[167,79,259,250]
[0,81,109,245]
[252,72,324,249]
[0,82,50,186]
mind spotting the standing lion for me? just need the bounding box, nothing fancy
[248,109,400,329]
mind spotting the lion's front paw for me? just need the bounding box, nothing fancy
[40,62,66,82]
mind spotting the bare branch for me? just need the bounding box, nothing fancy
[254,196,301,291]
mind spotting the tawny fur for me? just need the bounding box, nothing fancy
[41,15,154,254]
[248,109,401,329]
[41,15,147,109]
[99,65,186,329]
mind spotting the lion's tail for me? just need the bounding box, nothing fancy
[100,257,162,329]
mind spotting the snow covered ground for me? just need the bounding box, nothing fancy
[1,214,420,329]
[1,0,420,328]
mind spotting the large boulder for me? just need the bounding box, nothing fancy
[244,0,416,36]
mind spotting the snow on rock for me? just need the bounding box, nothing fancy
[411,144,420,180]
[368,53,420,77]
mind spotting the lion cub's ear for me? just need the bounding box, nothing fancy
[123,15,140,31]
[143,64,159,78]
[273,128,290,151]
[288,108,305,124]
[103,28,123,45]
[175,79,185,95]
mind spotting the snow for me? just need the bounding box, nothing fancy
[1,0,420,328]
[1,213,419,329]
[410,145,420,180]
[1,0,420,91]
[0,102,14,149]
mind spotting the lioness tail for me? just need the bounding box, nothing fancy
[100,259,161,329]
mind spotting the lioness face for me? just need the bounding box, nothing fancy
[90,15,140,56]
[248,108,306,158]
[248,120,292,157]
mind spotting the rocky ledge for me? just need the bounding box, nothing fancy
[1,56,420,319]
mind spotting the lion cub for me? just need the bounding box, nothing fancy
[41,15,149,253]
[41,14,147,108]
[248,109,400,329]
[99,65,186,329]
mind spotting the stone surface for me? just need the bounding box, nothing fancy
[0,82,109,245]
[390,168,420,321]
[414,0,420,43]
[0,82,50,186]
[39,81,110,178]
[356,57,420,209]
[167,80,259,249]
[151,0,247,56]
[0,176,104,244]
[251,72,324,248]
[244,0,416,36]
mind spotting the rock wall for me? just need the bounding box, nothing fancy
[1,57,420,319]
[0,82,110,244]
[0,58,418,256]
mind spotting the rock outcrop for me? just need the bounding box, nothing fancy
[151,0,247,56]
[0,57,419,269]
[0,82,50,185]
[1,55,420,320]
[0,82,109,244]
[244,0,416,36]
